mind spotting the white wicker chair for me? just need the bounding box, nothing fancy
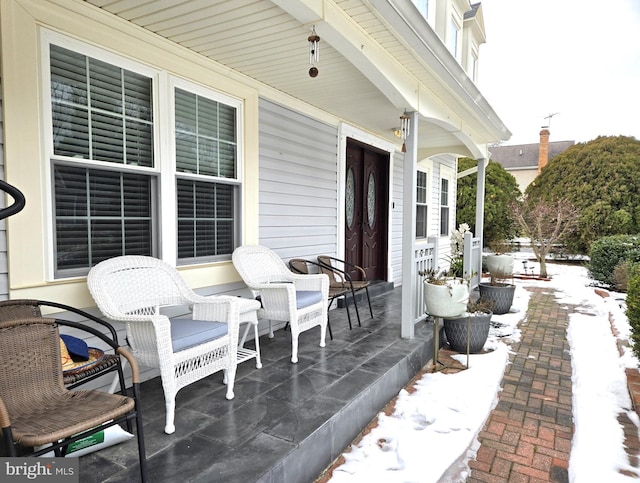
[232,245,329,363]
[87,255,261,434]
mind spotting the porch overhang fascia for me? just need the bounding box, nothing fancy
[369,0,509,142]
[272,0,511,149]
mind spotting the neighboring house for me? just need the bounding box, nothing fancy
[0,0,509,383]
[489,129,574,192]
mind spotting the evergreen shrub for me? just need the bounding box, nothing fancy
[625,265,640,361]
[588,235,640,287]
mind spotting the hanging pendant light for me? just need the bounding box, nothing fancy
[400,111,411,153]
[308,26,320,77]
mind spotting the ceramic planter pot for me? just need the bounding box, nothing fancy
[485,254,514,276]
[478,282,515,315]
[423,279,469,318]
[443,312,492,353]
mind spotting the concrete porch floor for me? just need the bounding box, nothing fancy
[80,287,439,483]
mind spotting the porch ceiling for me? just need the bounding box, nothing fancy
[83,0,510,156]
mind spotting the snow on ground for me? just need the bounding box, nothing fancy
[328,258,640,482]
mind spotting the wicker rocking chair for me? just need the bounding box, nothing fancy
[87,255,261,434]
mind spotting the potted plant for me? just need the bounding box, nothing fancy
[449,223,470,278]
[479,268,515,315]
[420,268,469,318]
[443,298,494,353]
[485,239,514,276]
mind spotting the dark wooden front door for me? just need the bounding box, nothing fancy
[345,139,388,281]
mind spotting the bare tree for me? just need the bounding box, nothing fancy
[512,198,580,278]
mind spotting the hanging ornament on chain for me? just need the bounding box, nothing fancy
[308,26,320,77]
[399,111,410,153]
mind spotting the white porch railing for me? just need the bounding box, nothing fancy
[413,237,438,322]
[463,231,482,291]
[409,233,480,325]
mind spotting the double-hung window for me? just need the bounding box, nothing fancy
[51,44,155,277]
[174,87,239,262]
[447,15,461,59]
[48,39,241,278]
[416,169,429,238]
[440,177,450,236]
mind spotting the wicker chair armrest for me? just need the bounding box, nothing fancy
[55,319,120,352]
[290,259,348,284]
[254,284,296,299]
[0,397,10,429]
[351,264,367,279]
[318,258,351,280]
[192,297,237,324]
[319,256,367,280]
[193,296,260,320]
[292,273,328,291]
[246,281,295,292]
[254,284,297,315]
[193,298,242,351]
[37,300,120,342]
[116,346,140,384]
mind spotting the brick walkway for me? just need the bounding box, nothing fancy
[317,286,640,482]
[468,288,573,482]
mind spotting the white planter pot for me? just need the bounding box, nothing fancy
[486,254,514,275]
[423,279,469,318]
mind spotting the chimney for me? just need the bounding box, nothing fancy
[538,128,550,173]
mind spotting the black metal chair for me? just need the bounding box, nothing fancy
[317,255,374,324]
[289,258,356,339]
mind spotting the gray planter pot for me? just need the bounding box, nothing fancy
[443,312,492,353]
[478,283,515,315]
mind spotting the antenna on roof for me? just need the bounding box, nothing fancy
[542,112,559,129]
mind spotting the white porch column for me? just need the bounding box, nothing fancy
[401,111,419,338]
[475,157,487,279]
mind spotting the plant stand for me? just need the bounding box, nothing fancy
[433,317,471,372]
[432,315,477,371]
[432,316,443,371]
[424,279,469,373]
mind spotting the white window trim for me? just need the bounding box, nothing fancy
[470,45,479,82]
[40,30,244,279]
[439,164,454,238]
[168,76,244,265]
[447,11,462,59]
[416,164,431,239]
[41,30,161,279]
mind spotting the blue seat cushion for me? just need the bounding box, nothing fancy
[296,291,323,309]
[170,318,228,352]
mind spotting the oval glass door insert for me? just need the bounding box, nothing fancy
[367,173,375,227]
[346,167,355,228]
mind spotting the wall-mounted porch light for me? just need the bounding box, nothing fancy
[308,26,320,77]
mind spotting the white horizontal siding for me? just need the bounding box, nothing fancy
[258,98,339,259]
[391,151,405,286]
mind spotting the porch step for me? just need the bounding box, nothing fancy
[256,291,440,483]
[336,280,394,308]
